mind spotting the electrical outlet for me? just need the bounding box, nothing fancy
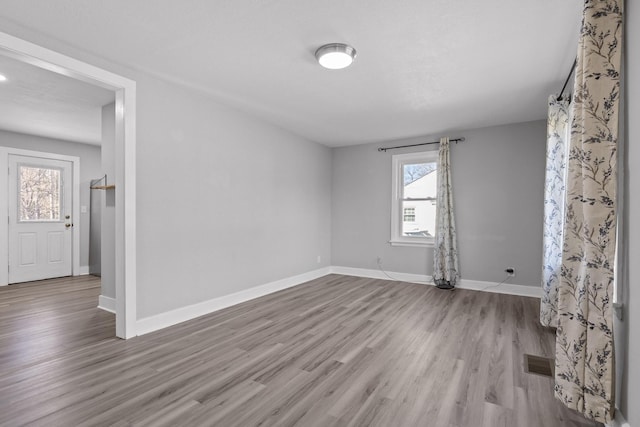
[505,267,516,277]
[377,256,382,265]
[317,255,321,264]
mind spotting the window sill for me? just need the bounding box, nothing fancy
[389,239,434,248]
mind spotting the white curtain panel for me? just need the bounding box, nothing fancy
[554,0,623,423]
[433,137,460,289]
[540,95,571,328]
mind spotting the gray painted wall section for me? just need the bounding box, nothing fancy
[0,130,101,272]
[331,120,546,287]
[135,77,332,318]
[100,103,115,299]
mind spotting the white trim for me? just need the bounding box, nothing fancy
[329,266,542,298]
[72,157,81,276]
[115,87,137,339]
[331,266,431,284]
[0,31,138,339]
[458,279,542,298]
[133,265,542,337]
[79,266,90,275]
[0,148,80,285]
[0,151,6,286]
[389,240,434,247]
[607,408,630,427]
[98,295,116,314]
[136,267,332,336]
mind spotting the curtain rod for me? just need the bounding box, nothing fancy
[377,137,466,152]
[557,58,577,101]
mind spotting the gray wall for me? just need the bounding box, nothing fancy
[100,103,115,299]
[135,77,332,318]
[0,130,101,272]
[332,120,546,287]
[618,1,639,424]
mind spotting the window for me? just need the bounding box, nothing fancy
[18,165,62,222]
[390,151,438,246]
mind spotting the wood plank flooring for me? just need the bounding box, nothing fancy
[0,274,600,426]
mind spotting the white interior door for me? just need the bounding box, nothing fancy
[8,155,73,284]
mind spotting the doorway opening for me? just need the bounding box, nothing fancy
[0,31,137,338]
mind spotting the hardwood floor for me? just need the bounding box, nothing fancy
[0,274,600,426]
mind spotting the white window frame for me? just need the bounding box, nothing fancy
[390,151,439,247]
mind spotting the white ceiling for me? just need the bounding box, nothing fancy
[0,54,114,145]
[0,0,582,147]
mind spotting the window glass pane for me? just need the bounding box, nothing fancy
[402,200,436,238]
[403,162,437,186]
[19,166,62,221]
[402,161,437,236]
[403,162,437,199]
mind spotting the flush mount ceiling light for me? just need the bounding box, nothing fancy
[315,43,357,70]
[0,74,7,82]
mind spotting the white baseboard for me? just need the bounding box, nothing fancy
[136,267,332,336]
[607,408,630,427]
[458,279,542,298]
[78,265,90,275]
[330,266,431,284]
[330,266,542,298]
[134,265,541,337]
[98,295,116,313]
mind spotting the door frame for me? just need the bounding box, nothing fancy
[0,31,137,339]
[1,149,80,282]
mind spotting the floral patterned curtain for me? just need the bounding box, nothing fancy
[540,95,571,328]
[433,137,459,289]
[554,0,623,423]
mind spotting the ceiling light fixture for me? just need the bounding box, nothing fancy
[315,43,356,70]
[0,74,7,82]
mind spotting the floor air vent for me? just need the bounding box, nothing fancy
[524,354,554,378]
